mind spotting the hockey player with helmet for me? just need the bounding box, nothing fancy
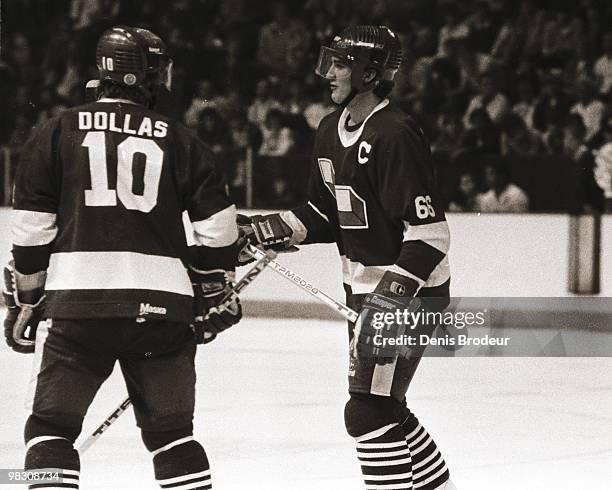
[239,26,456,489]
[3,26,240,489]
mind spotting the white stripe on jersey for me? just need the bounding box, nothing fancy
[45,252,193,295]
[192,204,238,247]
[402,220,450,254]
[12,210,58,246]
[279,210,308,245]
[341,255,449,293]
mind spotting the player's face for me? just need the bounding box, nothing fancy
[327,57,352,104]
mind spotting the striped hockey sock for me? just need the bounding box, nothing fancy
[355,423,413,490]
[25,436,80,489]
[153,438,212,489]
[402,418,449,490]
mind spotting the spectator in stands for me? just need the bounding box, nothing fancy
[227,113,262,203]
[533,70,573,134]
[593,33,612,97]
[563,114,605,213]
[257,109,294,206]
[477,161,529,212]
[463,69,509,129]
[448,172,479,212]
[594,142,612,211]
[500,113,545,157]
[570,77,605,143]
[591,111,612,150]
[512,75,539,132]
[284,15,311,78]
[184,79,218,128]
[247,78,282,128]
[256,2,291,77]
[303,86,335,130]
[437,3,470,56]
[466,1,497,55]
[213,88,243,124]
[258,109,293,158]
[538,9,583,70]
[197,108,231,156]
[461,108,501,155]
[491,1,541,66]
[431,111,465,156]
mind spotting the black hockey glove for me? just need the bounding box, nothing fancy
[2,262,46,354]
[353,271,421,365]
[190,268,242,344]
[236,213,298,265]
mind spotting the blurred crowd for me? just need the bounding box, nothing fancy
[1,0,612,210]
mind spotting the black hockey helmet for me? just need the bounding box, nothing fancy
[96,26,172,95]
[315,25,402,99]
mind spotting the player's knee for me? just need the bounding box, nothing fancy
[344,393,402,438]
[141,425,194,453]
[25,414,81,445]
[142,427,210,482]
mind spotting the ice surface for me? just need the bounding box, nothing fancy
[1,317,611,489]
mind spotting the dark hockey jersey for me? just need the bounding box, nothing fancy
[12,98,238,322]
[292,99,450,295]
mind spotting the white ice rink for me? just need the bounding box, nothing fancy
[1,317,611,489]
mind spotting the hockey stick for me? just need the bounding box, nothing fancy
[246,244,358,323]
[78,250,277,453]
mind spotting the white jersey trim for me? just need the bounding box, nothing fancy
[191,204,238,247]
[280,211,308,245]
[46,251,193,296]
[341,256,448,293]
[402,220,450,254]
[307,201,330,222]
[12,210,58,247]
[337,99,389,148]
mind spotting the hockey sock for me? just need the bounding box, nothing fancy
[401,414,450,489]
[24,437,80,489]
[355,423,414,489]
[152,438,212,490]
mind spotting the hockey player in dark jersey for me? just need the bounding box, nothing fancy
[2,26,241,489]
[239,26,456,489]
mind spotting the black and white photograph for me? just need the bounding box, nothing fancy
[0,0,611,488]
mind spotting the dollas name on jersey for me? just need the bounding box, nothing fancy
[78,110,168,138]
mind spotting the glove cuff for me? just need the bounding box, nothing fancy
[374,269,420,298]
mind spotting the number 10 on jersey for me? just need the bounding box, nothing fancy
[82,131,163,213]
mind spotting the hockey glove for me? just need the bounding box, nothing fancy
[236,213,303,265]
[353,271,421,364]
[2,261,46,354]
[190,268,242,344]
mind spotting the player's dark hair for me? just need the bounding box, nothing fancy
[374,80,395,99]
[97,79,152,107]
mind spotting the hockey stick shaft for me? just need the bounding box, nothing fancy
[79,398,131,453]
[78,250,278,453]
[246,244,358,323]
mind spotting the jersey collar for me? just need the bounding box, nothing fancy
[337,98,389,148]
